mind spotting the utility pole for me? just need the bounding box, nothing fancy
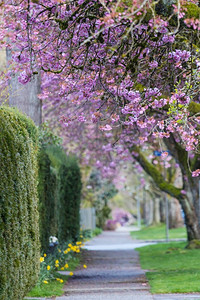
[137,196,141,229]
[163,159,169,242]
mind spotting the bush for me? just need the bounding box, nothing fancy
[44,144,69,239]
[38,143,82,247]
[38,148,57,252]
[58,156,82,243]
[0,107,40,300]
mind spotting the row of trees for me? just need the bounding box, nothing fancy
[1,1,200,243]
[0,107,82,300]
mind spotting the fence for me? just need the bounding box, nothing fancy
[80,207,96,230]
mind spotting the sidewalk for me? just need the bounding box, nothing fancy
[25,230,200,300]
[56,230,154,300]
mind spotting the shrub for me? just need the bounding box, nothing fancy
[0,107,40,300]
[58,156,82,243]
[38,148,57,252]
[38,144,82,245]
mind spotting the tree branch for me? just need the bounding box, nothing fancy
[129,145,183,199]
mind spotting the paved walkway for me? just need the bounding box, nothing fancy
[26,230,200,300]
[56,230,154,300]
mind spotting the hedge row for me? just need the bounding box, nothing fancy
[38,149,57,252]
[58,156,82,243]
[0,107,40,300]
[39,144,82,251]
[0,107,82,300]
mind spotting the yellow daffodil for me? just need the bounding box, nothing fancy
[64,250,68,254]
[40,257,44,263]
[47,265,51,271]
[56,278,61,281]
[68,243,72,247]
[60,267,65,270]
[43,253,47,257]
[60,279,64,283]
[55,260,59,264]
[83,264,87,268]
[43,280,48,284]
[55,264,59,268]
[64,263,69,268]
[69,272,73,276]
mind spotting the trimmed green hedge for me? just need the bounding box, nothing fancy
[38,144,82,247]
[58,156,82,243]
[0,107,40,300]
[38,148,57,252]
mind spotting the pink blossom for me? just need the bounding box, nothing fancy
[18,71,31,84]
[99,124,112,131]
[192,169,200,177]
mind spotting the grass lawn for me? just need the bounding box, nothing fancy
[131,224,186,240]
[137,242,200,293]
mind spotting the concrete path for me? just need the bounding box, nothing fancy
[25,229,200,300]
[56,231,155,300]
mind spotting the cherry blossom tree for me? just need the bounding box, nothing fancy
[1,0,200,242]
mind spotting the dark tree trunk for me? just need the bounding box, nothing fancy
[180,195,200,241]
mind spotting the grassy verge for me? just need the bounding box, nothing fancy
[137,242,200,293]
[26,273,68,298]
[26,256,80,298]
[131,224,186,240]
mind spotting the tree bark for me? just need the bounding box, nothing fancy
[6,49,42,126]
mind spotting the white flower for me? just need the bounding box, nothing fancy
[49,236,58,243]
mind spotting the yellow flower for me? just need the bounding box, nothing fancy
[64,263,69,269]
[76,249,80,253]
[43,253,47,257]
[67,248,71,252]
[68,243,72,247]
[83,264,87,269]
[40,257,44,263]
[60,279,64,283]
[43,280,48,284]
[64,250,68,254]
[60,267,65,270]
[76,241,82,245]
[55,264,59,268]
[69,272,73,276]
[47,265,51,271]
[56,278,61,281]
[55,260,59,264]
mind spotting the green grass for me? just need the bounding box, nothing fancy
[131,224,186,240]
[26,273,68,297]
[137,242,200,293]
[26,256,80,298]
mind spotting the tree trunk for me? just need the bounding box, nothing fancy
[129,145,200,242]
[6,49,42,126]
[168,198,184,229]
[153,198,161,224]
